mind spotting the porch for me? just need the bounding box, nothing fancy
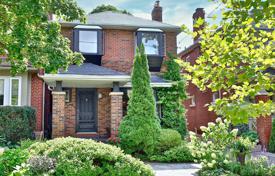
[40,63,172,140]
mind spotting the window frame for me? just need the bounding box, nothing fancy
[0,76,22,106]
[73,26,103,55]
[189,95,196,107]
[9,77,21,106]
[136,29,165,57]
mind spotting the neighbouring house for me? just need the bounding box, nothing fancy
[0,1,181,140]
[179,8,217,133]
[179,8,275,148]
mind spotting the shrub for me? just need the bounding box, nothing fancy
[241,130,258,143]
[0,147,29,176]
[0,106,36,144]
[189,118,238,169]
[198,168,238,176]
[119,45,161,155]
[269,119,275,153]
[26,137,154,176]
[239,157,273,176]
[157,53,188,137]
[28,155,56,175]
[150,142,194,162]
[155,129,182,153]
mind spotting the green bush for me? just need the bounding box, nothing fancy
[150,142,194,162]
[119,45,161,155]
[269,119,275,153]
[0,106,36,144]
[25,137,154,176]
[198,168,238,176]
[239,157,273,176]
[157,53,188,137]
[155,129,182,153]
[0,148,29,176]
[241,131,258,143]
[0,140,36,176]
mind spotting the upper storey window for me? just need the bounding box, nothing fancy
[73,25,103,55]
[136,28,165,57]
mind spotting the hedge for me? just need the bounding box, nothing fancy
[0,106,36,144]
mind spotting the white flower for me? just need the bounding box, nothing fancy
[223,159,229,164]
[200,126,207,131]
[231,129,238,136]
[207,163,213,168]
[216,118,222,123]
[208,122,215,127]
[212,160,217,164]
[211,153,216,159]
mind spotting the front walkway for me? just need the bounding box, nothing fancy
[149,163,201,176]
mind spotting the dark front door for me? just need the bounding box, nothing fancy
[77,89,97,132]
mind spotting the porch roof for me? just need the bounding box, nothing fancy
[40,63,173,88]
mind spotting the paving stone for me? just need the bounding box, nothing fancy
[149,163,201,176]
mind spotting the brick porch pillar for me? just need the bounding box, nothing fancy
[109,92,123,140]
[52,91,66,138]
[256,91,272,151]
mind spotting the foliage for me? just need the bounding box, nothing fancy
[0,106,36,145]
[231,137,255,155]
[119,45,161,155]
[27,155,56,175]
[269,119,275,153]
[198,168,238,176]
[241,131,258,143]
[189,118,238,169]
[90,4,132,15]
[155,129,182,153]
[0,0,85,74]
[180,0,275,124]
[157,53,188,137]
[0,147,29,176]
[226,157,274,176]
[199,157,274,176]
[150,142,194,163]
[21,137,154,176]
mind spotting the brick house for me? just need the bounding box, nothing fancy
[179,8,217,133]
[179,8,275,148]
[0,1,181,140]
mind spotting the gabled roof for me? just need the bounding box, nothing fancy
[59,11,181,33]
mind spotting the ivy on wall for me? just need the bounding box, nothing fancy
[157,53,188,137]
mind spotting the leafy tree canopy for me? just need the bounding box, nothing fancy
[0,0,86,75]
[90,4,132,15]
[180,0,274,124]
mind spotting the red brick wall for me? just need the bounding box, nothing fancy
[31,73,44,131]
[101,29,135,73]
[98,88,111,136]
[180,45,216,133]
[61,27,73,50]
[64,88,76,137]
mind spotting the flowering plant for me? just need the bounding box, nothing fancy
[189,118,238,169]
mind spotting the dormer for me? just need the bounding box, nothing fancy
[73,25,103,65]
[136,28,165,72]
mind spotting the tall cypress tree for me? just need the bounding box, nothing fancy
[157,53,188,137]
[119,45,160,155]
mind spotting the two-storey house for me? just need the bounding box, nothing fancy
[5,1,180,140]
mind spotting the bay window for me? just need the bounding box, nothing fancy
[136,28,165,72]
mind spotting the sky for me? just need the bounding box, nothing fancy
[76,0,220,53]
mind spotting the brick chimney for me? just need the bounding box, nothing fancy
[151,0,162,22]
[193,8,205,42]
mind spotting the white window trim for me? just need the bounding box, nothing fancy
[190,95,196,107]
[0,76,22,106]
[10,77,22,106]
